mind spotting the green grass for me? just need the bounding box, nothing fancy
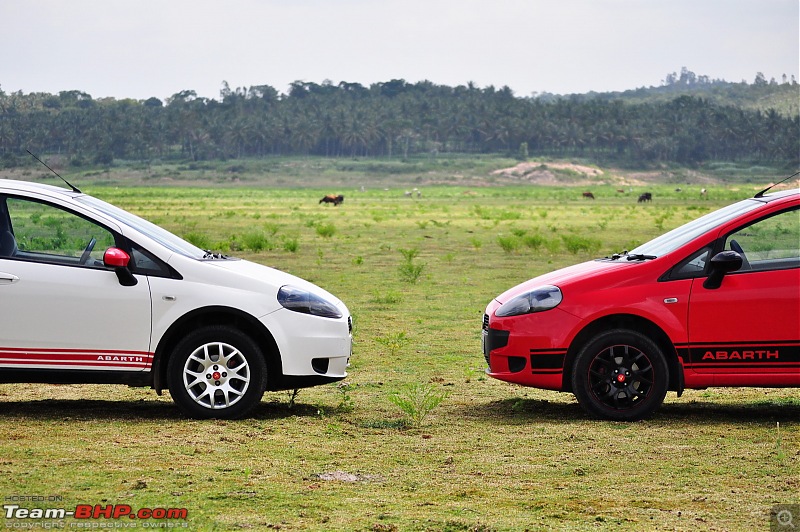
[0,180,797,531]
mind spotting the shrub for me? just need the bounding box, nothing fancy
[388,382,449,427]
[375,331,410,357]
[561,234,601,254]
[282,237,299,253]
[316,223,336,238]
[398,247,420,261]
[184,232,211,249]
[398,261,425,283]
[497,235,520,253]
[523,233,545,249]
[242,231,271,251]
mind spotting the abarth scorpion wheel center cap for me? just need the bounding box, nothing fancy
[206,365,227,386]
[614,369,630,384]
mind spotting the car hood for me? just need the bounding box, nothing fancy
[175,255,346,308]
[494,259,637,304]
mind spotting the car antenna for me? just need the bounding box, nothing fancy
[754,170,799,199]
[26,149,82,194]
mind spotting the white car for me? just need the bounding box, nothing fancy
[0,179,352,419]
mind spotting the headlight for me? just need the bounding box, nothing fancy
[495,285,562,317]
[278,285,342,319]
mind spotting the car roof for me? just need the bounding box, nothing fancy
[0,178,83,199]
[756,187,799,201]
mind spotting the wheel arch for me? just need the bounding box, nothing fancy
[151,306,282,394]
[562,313,683,394]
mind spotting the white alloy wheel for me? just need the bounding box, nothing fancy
[182,341,251,409]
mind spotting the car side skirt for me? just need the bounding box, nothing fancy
[677,340,800,387]
[0,368,152,386]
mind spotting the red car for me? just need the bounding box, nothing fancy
[483,187,800,420]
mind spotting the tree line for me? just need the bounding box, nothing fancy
[0,76,797,168]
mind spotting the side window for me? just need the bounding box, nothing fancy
[6,197,116,267]
[129,244,171,276]
[670,246,712,279]
[724,208,800,272]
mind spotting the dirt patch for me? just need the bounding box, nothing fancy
[493,161,603,178]
[488,162,730,188]
[490,161,617,186]
[314,471,384,483]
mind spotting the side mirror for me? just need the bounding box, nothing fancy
[103,247,138,286]
[703,250,742,289]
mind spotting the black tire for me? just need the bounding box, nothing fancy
[571,329,668,421]
[167,326,267,419]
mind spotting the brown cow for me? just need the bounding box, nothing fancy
[319,194,345,206]
[582,191,595,199]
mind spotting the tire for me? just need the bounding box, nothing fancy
[571,329,668,421]
[167,326,267,419]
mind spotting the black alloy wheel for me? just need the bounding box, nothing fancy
[572,329,668,421]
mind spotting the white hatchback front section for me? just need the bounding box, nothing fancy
[0,179,352,419]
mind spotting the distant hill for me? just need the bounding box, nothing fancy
[536,68,799,117]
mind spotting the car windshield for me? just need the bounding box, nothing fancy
[77,195,206,259]
[628,198,762,257]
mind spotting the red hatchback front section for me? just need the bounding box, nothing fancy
[483,189,800,420]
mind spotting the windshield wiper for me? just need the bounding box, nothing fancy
[607,251,656,261]
[202,250,229,260]
[625,253,657,261]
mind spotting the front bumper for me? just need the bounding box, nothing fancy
[262,308,352,380]
[481,305,579,391]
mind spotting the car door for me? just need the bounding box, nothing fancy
[686,207,800,385]
[0,195,153,373]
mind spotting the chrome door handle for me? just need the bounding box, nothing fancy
[0,272,19,284]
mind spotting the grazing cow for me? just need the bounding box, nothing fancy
[700,188,708,198]
[319,194,345,206]
[582,191,595,200]
[637,192,652,203]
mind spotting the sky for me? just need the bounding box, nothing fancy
[1,0,798,101]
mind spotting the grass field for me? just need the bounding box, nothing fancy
[1,176,798,531]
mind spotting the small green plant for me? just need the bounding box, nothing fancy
[464,366,485,383]
[183,232,211,249]
[497,235,520,253]
[522,233,545,249]
[774,422,785,461]
[282,236,299,252]
[398,260,425,282]
[388,382,450,427]
[336,382,356,413]
[561,234,601,254]
[398,247,425,282]
[375,331,410,357]
[286,388,300,409]
[263,222,280,236]
[372,290,403,305]
[316,223,336,238]
[398,247,420,261]
[242,231,271,251]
